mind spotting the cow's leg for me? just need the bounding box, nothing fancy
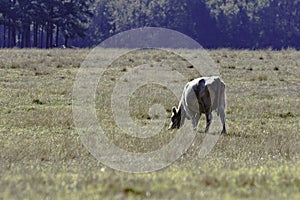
[220,109,226,134]
[192,113,201,131]
[205,112,212,133]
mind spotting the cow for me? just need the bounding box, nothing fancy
[168,76,226,134]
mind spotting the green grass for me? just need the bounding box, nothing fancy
[0,48,299,200]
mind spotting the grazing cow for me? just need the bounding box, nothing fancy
[168,76,226,134]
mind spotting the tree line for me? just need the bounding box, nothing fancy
[1,0,300,49]
[0,0,94,48]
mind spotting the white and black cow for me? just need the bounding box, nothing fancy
[169,76,226,134]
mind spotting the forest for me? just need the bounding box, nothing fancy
[0,0,299,49]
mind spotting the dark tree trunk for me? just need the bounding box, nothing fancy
[7,19,11,48]
[24,24,31,48]
[3,16,6,48]
[48,0,54,48]
[46,30,48,48]
[40,25,44,48]
[55,25,59,47]
[46,22,53,48]
[18,32,21,47]
[64,35,68,47]
[11,24,16,47]
[21,31,25,48]
[46,23,50,48]
[49,26,53,48]
[34,21,38,48]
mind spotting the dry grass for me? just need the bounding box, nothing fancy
[0,48,299,200]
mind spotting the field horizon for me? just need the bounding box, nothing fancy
[0,48,299,199]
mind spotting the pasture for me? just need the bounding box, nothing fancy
[0,48,299,199]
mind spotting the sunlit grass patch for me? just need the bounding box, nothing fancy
[0,49,299,200]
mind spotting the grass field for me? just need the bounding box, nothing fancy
[0,48,299,199]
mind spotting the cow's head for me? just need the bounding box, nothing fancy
[168,106,182,129]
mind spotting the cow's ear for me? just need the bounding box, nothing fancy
[172,107,177,114]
